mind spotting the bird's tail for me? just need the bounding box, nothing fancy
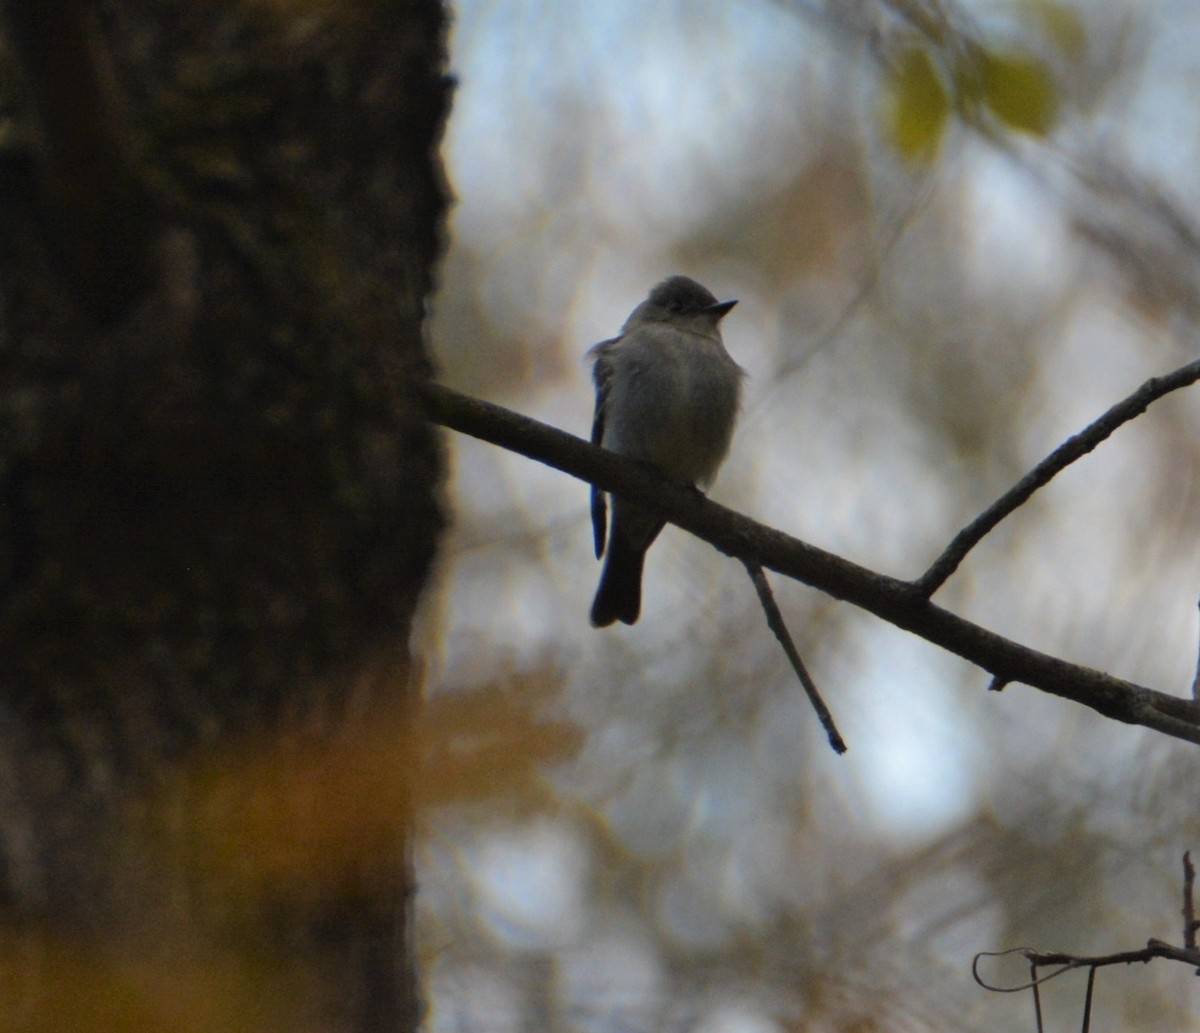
[590,534,647,627]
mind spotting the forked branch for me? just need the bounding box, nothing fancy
[422,381,1200,747]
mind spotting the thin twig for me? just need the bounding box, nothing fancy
[974,948,1071,992]
[1192,603,1200,703]
[1030,960,1044,1033]
[1184,851,1198,949]
[917,358,1200,596]
[742,561,847,754]
[973,943,1183,993]
[1081,965,1097,1033]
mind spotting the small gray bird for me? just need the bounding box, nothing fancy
[589,275,744,627]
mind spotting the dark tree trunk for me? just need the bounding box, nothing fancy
[0,2,450,1029]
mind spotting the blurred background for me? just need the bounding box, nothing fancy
[418,1,1200,1030]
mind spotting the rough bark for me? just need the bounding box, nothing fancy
[0,2,449,1029]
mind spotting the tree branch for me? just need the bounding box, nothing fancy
[916,357,1200,596]
[422,381,1200,747]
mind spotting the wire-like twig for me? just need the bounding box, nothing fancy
[422,382,1200,746]
[742,561,847,754]
[917,358,1200,596]
[975,850,1200,1033]
[973,942,1196,993]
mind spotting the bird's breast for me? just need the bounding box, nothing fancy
[602,333,741,485]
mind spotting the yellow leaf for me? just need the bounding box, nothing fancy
[885,46,951,164]
[978,50,1058,135]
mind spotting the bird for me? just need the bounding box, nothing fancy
[588,275,743,627]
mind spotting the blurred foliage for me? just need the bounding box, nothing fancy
[886,45,952,163]
[423,0,1200,1030]
[1,675,579,1031]
[163,674,580,904]
[884,39,1060,162]
[1030,0,1088,61]
[880,0,1081,161]
[0,931,311,1033]
[974,49,1059,134]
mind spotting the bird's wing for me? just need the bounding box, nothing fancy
[588,338,618,559]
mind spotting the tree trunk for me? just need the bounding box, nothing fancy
[0,2,449,1030]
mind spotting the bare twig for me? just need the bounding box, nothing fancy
[422,381,1200,746]
[1081,965,1097,1033]
[1176,851,1194,950]
[973,942,1194,993]
[975,850,1200,1031]
[916,358,1200,596]
[1192,603,1200,703]
[742,561,847,754]
[1030,959,1044,1033]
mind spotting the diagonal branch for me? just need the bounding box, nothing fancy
[421,381,1200,747]
[917,357,1200,596]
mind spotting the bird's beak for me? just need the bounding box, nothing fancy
[705,299,738,319]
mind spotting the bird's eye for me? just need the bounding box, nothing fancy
[667,300,684,313]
